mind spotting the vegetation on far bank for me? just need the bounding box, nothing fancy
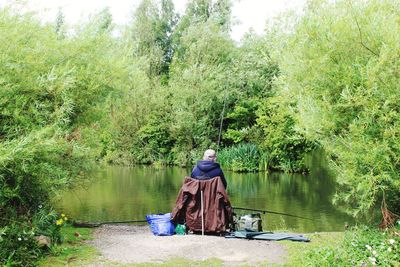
[1,0,399,265]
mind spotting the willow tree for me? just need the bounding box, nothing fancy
[0,5,137,264]
[173,0,232,60]
[129,0,177,79]
[277,0,400,217]
[184,0,232,29]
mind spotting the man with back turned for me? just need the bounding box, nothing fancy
[172,148,231,233]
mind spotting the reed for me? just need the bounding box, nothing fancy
[218,143,260,172]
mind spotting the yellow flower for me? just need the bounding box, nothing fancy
[56,219,63,225]
[61,213,65,217]
[64,217,68,221]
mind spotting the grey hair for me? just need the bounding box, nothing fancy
[203,149,216,161]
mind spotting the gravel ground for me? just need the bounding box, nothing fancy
[88,225,287,266]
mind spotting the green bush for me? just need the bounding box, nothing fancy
[0,128,91,218]
[306,225,400,266]
[0,208,69,266]
[0,223,41,267]
[0,128,90,265]
[32,208,68,245]
[256,96,317,173]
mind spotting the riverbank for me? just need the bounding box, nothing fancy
[39,223,400,266]
[38,224,344,266]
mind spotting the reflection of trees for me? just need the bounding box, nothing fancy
[59,166,186,221]
[229,169,335,208]
[58,164,353,231]
[228,151,353,231]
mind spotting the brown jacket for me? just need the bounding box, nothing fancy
[171,176,233,233]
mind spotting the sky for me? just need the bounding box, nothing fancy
[5,0,307,41]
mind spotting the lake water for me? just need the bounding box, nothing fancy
[57,155,354,232]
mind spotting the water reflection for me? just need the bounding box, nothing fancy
[227,171,346,232]
[57,157,353,232]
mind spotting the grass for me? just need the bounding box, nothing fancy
[38,225,99,267]
[285,226,400,266]
[283,232,344,267]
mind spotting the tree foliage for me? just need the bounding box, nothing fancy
[276,0,400,217]
[129,0,177,79]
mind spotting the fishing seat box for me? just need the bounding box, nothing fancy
[235,213,262,232]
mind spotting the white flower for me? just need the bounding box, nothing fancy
[388,247,392,252]
[372,250,377,256]
[38,205,42,208]
[17,237,22,241]
[366,245,372,250]
[389,239,395,245]
[369,257,376,262]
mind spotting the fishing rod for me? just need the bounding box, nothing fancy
[73,219,148,228]
[232,206,313,221]
[216,91,227,154]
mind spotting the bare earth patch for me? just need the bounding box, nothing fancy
[89,225,287,266]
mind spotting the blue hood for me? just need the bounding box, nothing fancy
[191,160,227,188]
[196,160,220,172]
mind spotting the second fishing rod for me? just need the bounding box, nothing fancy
[232,206,313,221]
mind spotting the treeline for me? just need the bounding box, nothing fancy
[103,0,315,173]
[1,0,399,265]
